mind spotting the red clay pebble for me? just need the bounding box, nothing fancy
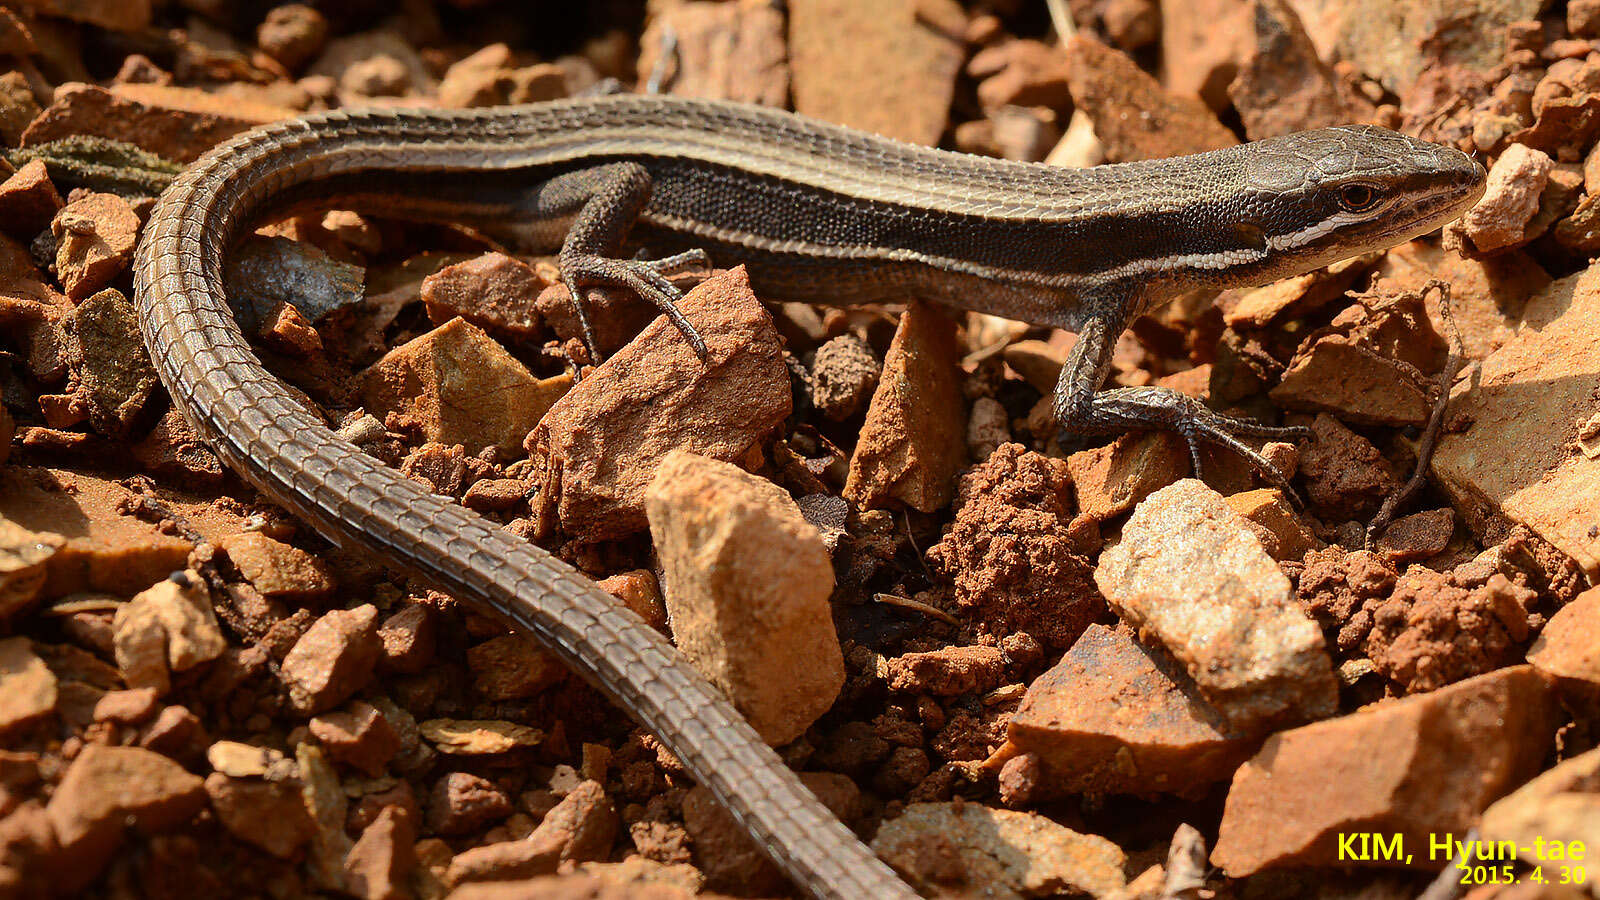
[203,772,317,858]
[465,634,566,700]
[683,772,860,895]
[377,603,436,674]
[309,701,401,776]
[23,83,292,163]
[881,645,1006,697]
[344,805,417,900]
[1066,34,1236,162]
[1212,666,1559,876]
[216,532,336,602]
[1527,585,1600,686]
[421,252,544,337]
[0,160,62,239]
[927,443,1106,651]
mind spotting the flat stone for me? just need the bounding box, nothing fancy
[0,160,62,239]
[215,532,336,602]
[280,604,381,714]
[1003,624,1259,799]
[420,252,543,337]
[206,740,291,779]
[844,302,966,513]
[419,719,543,755]
[1527,586,1600,685]
[45,745,206,891]
[0,515,62,626]
[1213,666,1560,875]
[23,82,292,163]
[1373,241,1549,360]
[1433,266,1600,579]
[1067,34,1237,162]
[0,638,56,733]
[527,267,790,542]
[872,801,1126,899]
[1271,335,1432,427]
[1479,745,1600,884]
[1067,431,1189,522]
[224,235,364,331]
[1095,480,1338,731]
[637,0,789,106]
[112,573,227,695]
[1224,488,1322,562]
[359,317,569,457]
[646,450,842,746]
[788,0,964,146]
[53,195,138,302]
[882,646,1006,697]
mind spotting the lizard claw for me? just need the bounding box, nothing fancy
[559,252,710,363]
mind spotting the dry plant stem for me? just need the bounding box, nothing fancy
[1365,279,1462,549]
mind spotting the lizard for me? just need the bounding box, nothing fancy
[132,94,1486,899]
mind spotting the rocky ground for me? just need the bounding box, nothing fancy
[0,0,1597,898]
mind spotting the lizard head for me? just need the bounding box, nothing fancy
[1219,124,1485,285]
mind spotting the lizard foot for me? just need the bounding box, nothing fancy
[1058,385,1311,504]
[559,251,710,363]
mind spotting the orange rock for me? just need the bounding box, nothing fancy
[1066,34,1237,162]
[23,82,292,163]
[1003,624,1259,798]
[1433,266,1600,579]
[646,450,841,746]
[844,302,966,513]
[215,531,336,602]
[421,252,544,337]
[637,0,788,106]
[527,267,790,542]
[0,160,61,239]
[0,637,57,734]
[1224,488,1322,562]
[788,0,964,146]
[1527,585,1600,686]
[1212,666,1560,876]
[1067,430,1189,521]
[359,317,570,457]
[52,194,139,301]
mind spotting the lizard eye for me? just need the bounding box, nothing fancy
[1337,183,1380,212]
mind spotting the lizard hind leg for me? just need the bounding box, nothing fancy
[537,161,713,363]
[1053,307,1312,504]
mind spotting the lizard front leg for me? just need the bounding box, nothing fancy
[1053,300,1311,502]
[529,162,713,362]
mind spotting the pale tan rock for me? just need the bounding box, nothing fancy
[419,719,543,755]
[0,637,56,733]
[1527,586,1600,685]
[0,515,62,626]
[1224,488,1323,562]
[216,531,336,601]
[844,302,966,513]
[646,450,843,746]
[1212,666,1559,875]
[872,801,1126,899]
[112,573,227,696]
[207,740,291,779]
[359,317,569,456]
[1095,480,1337,730]
[527,267,790,542]
[1433,267,1600,579]
[788,0,965,146]
[1002,624,1258,800]
[1447,144,1554,255]
[638,0,788,106]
